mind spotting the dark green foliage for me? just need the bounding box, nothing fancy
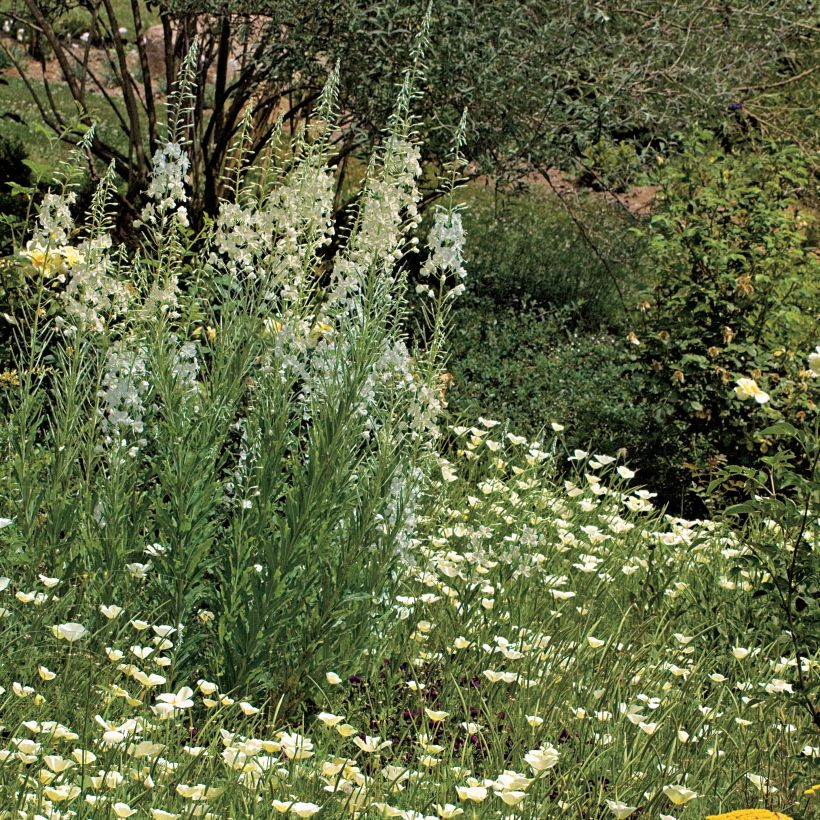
[455,185,640,328]
[0,133,31,255]
[444,304,696,511]
[8,0,817,232]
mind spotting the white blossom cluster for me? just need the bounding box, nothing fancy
[418,209,468,299]
[139,142,190,228]
[60,236,131,333]
[268,161,336,303]
[97,342,150,455]
[170,339,199,391]
[31,191,76,247]
[328,137,422,313]
[208,159,335,304]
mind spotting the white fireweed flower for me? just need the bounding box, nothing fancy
[142,141,190,222]
[97,342,149,453]
[31,190,76,248]
[329,136,421,312]
[420,209,467,299]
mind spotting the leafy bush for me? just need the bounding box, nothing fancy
[711,352,819,729]
[444,137,818,515]
[0,133,33,255]
[12,0,817,234]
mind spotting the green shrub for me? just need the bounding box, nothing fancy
[444,302,696,510]
[444,135,818,515]
[0,133,32,255]
[629,131,819,509]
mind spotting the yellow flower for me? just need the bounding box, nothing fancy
[705,812,793,820]
[262,318,284,337]
[61,246,82,267]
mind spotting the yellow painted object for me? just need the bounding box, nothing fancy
[706,812,793,820]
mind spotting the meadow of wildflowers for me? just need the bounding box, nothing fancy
[0,50,817,820]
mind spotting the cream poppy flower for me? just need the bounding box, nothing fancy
[605,800,638,819]
[43,783,81,802]
[808,346,820,376]
[317,712,344,728]
[38,574,60,588]
[156,686,194,710]
[291,803,322,818]
[43,755,74,773]
[662,785,698,805]
[353,734,391,753]
[100,604,123,619]
[497,790,526,806]
[197,678,218,695]
[52,622,86,642]
[456,785,488,802]
[525,745,559,773]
